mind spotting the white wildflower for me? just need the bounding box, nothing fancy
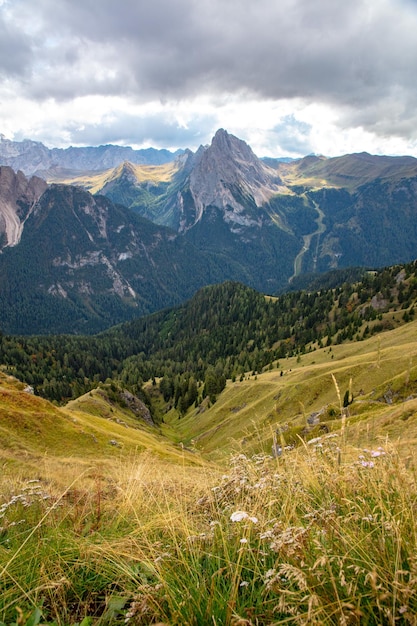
[230,511,258,523]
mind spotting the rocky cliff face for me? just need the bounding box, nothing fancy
[0,181,221,333]
[178,129,284,232]
[0,166,47,249]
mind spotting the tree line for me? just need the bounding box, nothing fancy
[0,261,416,414]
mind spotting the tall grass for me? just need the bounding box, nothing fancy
[1,442,417,625]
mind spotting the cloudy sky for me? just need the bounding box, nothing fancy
[1,0,417,157]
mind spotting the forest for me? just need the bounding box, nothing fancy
[0,261,416,415]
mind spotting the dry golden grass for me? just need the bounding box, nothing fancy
[166,318,417,459]
[2,319,417,623]
[47,161,180,194]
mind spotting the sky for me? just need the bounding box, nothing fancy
[1,0,417,158]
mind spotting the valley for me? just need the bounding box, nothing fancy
[1,292,417,624]
[2,131,417,334]
[1,133,417,624]
[289,199,326,281]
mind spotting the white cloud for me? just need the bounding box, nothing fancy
[1,0,417,156]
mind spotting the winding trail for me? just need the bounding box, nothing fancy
[289,200,326,282]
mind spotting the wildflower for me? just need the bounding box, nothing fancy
[239,581,249,587]
[260,530,274,540]
[210,520,220,527]
[360,460,375,468]
[370,449,385,457]
[240,537,248,544]
[230,511,258,523]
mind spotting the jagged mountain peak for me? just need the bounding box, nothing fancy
[210,128,258,162]
[182,129,283,231]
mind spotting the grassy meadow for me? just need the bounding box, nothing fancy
[1,319,417,624]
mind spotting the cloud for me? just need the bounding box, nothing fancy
[270,116,314,156]
[1,0,417,154]
[63,110,217,149]
[0,8,32,76]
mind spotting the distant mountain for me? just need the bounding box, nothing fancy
[2,130,417,334]
[78,130,417,281]
[0,134,183,176]
[0,179,226,334]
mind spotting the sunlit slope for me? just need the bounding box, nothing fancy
[168,318,417,457]
[45,160,180,194]
[277,153,417,190]
[0,374,201,470]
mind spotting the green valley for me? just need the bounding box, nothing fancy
[1,260,417,623]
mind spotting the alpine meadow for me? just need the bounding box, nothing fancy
[1,131,417,625]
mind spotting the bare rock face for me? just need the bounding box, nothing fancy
[0,134,181,175]
[180,129,283,232]
[0,166,47,249]
[120,390,154,426]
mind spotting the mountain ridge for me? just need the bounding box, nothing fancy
[0,133,183,176]
[2,129,417,334]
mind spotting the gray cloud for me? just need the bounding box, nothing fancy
[2,0,417,146]
[0,10,32,76]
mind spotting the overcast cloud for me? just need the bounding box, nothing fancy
[1,0,417,157]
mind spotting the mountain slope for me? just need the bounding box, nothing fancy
[0,371,201,474]
[0,166,47,249]
[170,313,417,456]
[277,151,417,190]
[64,131,417,288]
[0,133,182,176]
[0,183,225,334]
[3,131,417,334]
[1,259,416,408]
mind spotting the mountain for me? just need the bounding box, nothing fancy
[63,130,318,294]
[0,166,47,248]
[0,181,227,334]
[0,133,183,176]
[2,130,417,335]
[58,131,417,284]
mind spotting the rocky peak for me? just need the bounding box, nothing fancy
[117,161,139,184]
[0,166,47,248]
[181,129,282,231]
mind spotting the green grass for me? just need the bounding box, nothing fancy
[1,444,417,624]
[2,319,417,623]
[166,318,417,458]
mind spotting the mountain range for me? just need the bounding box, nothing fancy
[1,129,417,334]
[0,133,182,176]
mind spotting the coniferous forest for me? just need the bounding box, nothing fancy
[1,261,416,416]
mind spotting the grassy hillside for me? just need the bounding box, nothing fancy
[2,267,417,624]
[166,315,417,460]
[0,373,204,475]
[1,322,417,623]
[44,161,180,194]
[276,152,417,191]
